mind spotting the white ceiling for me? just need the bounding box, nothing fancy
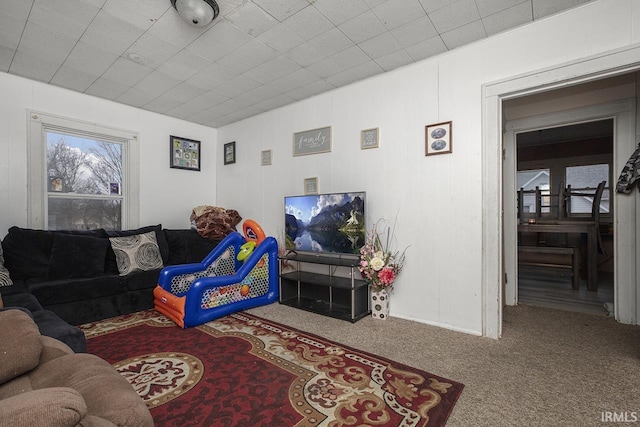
[1,0,592,128]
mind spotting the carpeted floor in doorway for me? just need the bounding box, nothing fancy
[81,310,464,426]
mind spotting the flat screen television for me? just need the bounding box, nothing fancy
[284,192,365,256]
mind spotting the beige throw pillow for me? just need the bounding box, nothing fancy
[109,231,163,276]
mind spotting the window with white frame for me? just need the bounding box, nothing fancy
[28,112,139,230]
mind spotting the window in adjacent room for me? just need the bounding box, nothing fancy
[28,112,139,230]
[566,164,610,215]
[517,168,550,214]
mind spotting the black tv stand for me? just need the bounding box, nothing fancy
[278,253,370,322]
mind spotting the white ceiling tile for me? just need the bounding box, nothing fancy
[115,87,158,107]
[147,11,209,48]
[210,75,261,98]
[476,0,528,18]
[325,69,359,87]
[125,33,181,69]
[533,0,589,20]
[312,0,370,26]
[19,22,77,63]
[482,2,532,36]
[258,23,305,53]
[363,0,387,8]
[226,2,278,36]
[134,70,181,95]
[405,35,447,60]
[29,0,99,40]
[86,77,130,100]
[347,60,385,81]
[375,48,414,71]
[390,16,439,48]
[102,0,170,30]
[359,32,402,59]
[309,28,355,57]
[157,49,212,80]
[217,39,277,74]
[0,46,14,72]
[80,11,146,56]
[50,65,98,92]
[0,12,28,49]
[10,50,59,82]
[285,79,335,101]
[328,45,371,69]
[307,57,346,78]
[269,68,321,92]
[186,63,238,90]
[253,0,309,22]
[102,58,152,87]
[3,0,590,126]
[440,19,487,49]
[161,82,205,104]
[428,0,481,33]
[372,0,427,30]
[186,20,253,62]
[64,41,119,76]
[252,93,295,111]
[143,95,183,114]
[187,92,229,111]
[242,56,301,84]
[338,10,388,44]
[284,42,328,67]
[0,0,34,20]
[418,0,455,14]
[284,6,335,41]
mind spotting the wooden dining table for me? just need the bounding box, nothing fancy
[517,220,598,291]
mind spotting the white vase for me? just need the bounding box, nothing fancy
[371,289,389,320]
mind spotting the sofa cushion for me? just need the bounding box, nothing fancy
[1,227,54,281]
[0,310,42,383]
[27,276,127,306]
[0,242,12,287]
[0,387,87,426]
[48,233,110,280]
[109,231,164,276]
[164,228,221,265]
[105,224,168,274]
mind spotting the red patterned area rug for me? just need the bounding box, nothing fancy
[81,310,464,426]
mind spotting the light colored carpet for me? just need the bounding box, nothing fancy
[248,303,640,426]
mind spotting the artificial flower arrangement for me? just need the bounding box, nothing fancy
[358,219,407,292]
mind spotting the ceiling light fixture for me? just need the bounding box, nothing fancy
[170,0,219,27]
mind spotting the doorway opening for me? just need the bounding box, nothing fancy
[515,119,614,316]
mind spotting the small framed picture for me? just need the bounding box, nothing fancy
[425,121,452,156]
[170,135,201,171]
[224,141,236,165]
[261,149,272,166]
[304,177,318,195]
[361,127,379,149]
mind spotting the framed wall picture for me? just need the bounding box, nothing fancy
[361,127,379,149]
[170,135,201,171]
[224,141,236,165]
[293,126,331,156]
[425,121,452,156]
[261,149,272,166]
[304,177,318,194]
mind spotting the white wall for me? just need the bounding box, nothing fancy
[216,0,640,335]
[0,72,217,236]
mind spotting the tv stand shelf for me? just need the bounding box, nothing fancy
[279,253,370,322]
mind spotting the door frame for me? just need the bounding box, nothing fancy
[503,101,634,309]
[482,45,640,338]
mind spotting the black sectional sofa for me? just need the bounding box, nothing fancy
[1,225,221,326]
